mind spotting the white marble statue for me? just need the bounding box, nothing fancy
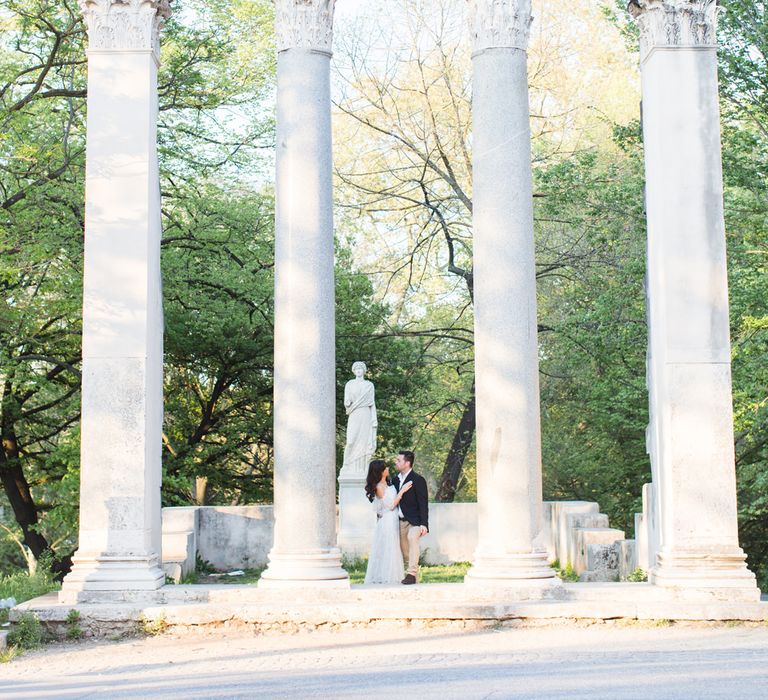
[341,361,377,477]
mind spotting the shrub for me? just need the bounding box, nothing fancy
[626,567,648,582]
[7,612,43,650]
[0,554,59,604]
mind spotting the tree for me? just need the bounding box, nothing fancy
[0,0,279,571]
[332,0,640,499]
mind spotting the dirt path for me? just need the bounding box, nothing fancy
[3,622,768,699]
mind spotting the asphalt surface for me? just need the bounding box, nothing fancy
[2,622,768,699]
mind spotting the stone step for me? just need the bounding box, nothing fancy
[12,595,768,640]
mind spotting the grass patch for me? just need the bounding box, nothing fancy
[343,557,368,584]
[0,561,59,605]
[342,557,470,584]
[420,561,471,583]
[0,645,21,663]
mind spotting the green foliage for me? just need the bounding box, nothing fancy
[141,614,168,637]
[716,1,768,587]
[0,559,59,603]
[7,612,43,650]
[535,147,651,535]
[195,556,216,575]
[625,568,648,583]
[554,563,580,583]
[179,570,199,585]
[64,608,82,639]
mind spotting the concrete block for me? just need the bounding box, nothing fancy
[553,502,599,565]
[580,543,619,582]
[162,562,183,584]
[162,506,198,578]
[564,512,609,568]
[617,539,638,580]
[541,502,556,562]
[635,512,649,571]
[421,503,477,565]
[642,482,660,571]
[574,528,625,574]
[197,506,274,571]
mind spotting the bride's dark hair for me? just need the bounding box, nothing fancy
[365,460,388,502]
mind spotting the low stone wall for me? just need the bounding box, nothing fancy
[162,503,476,573]
[162,497,646,579]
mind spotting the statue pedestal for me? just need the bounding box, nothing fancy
[337,474,375,560]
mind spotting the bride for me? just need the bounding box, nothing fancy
[364,459,412,585]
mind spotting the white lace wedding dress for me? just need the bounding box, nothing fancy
[364,484,404,584]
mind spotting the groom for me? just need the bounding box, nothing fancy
[393,450,429,584]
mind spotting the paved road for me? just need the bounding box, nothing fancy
[2,622,768,699]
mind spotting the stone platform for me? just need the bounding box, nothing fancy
[12,583,768,638]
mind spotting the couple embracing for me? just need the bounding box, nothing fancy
[364,450,429,585]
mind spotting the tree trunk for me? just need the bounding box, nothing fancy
[435,379,476,502]
[0,455,50,559]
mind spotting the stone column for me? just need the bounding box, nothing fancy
[259,0,348,587]
[464,0,558,589]
[629,0,758,598]
[61,0,170,602]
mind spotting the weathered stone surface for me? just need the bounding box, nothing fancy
[14,584,768,639]
[554,502,599,566]
[617,539,638,581]
[465,1,553,585]
[574,528,625,575]
[580,544,620,583]
[263,3,347,586]
[197,506,273,571]
[564,512,610,569]
[632,1,758,595]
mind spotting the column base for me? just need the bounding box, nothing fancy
[337,475,375,559]
[649,547,760,601]
[465,552,561,589]
[59,553,164,603]
[258,547,350,589]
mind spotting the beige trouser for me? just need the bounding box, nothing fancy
[399,520,421,577]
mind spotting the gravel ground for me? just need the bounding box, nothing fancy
[2,621,768,699]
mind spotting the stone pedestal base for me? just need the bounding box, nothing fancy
[59,554,164,604]
[337,475,375,558]
[258,548,350,589]
[650,548,760,601]
[465,552,561,590]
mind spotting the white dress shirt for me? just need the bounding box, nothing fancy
[397,469,412,518]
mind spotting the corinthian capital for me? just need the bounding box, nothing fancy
[467,0,533,53]
[275,0,335,53]
[79,0,171,56]
[628,0,718,60]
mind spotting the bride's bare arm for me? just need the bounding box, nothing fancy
[389,481,412,509]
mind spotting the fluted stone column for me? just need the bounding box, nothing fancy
[259,0,348,587]
[60,0,170,602]
[464,0,558,589]
[629,0,758,598]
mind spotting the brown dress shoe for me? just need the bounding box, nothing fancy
[401,574,417,585]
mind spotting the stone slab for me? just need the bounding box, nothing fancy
[574,528,625,574]
[617,539,638,580]
[13,584,768,637]
[0,630,6,650]
[564,512,610,568]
